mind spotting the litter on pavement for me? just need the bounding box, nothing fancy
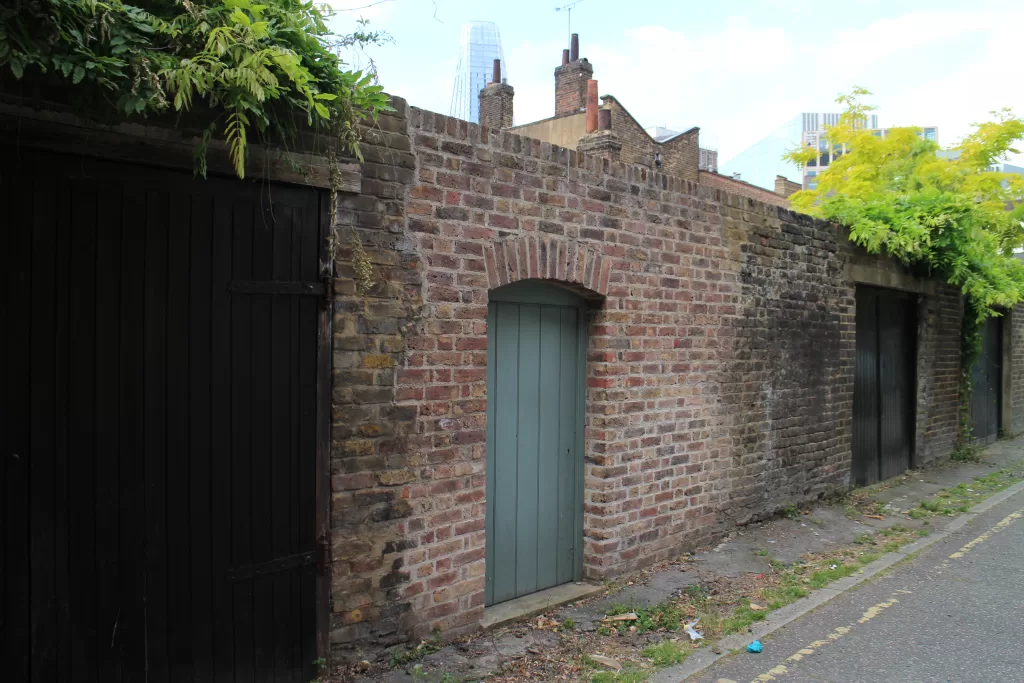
[746,640,763,653]
[684,618,704,641]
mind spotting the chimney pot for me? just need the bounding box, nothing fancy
[598,108,611,131]
[570,33,579,62]
[491,58,501,85]
[585,79,599,133]
[561,49,570,66]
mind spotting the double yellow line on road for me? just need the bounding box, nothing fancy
[948,509,1023,560]
[743,507,1024,683]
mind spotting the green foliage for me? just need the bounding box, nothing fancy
[785,88,1024,314]
[590,671,649,683]
[955,297,986,458]
[907,465,1024,517]
[1,0,393,178]
[388,639,442,668]
[605,600,685,634]
[641,639,690,666]
[786,88,1024,444]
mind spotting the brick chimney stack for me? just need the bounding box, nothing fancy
[774,175,801,198]
[554,33,593,117]
[479,58,514,130]
[585,80,599,133]
[578,103,621,161]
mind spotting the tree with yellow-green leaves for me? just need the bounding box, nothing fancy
[784,88,1024,456]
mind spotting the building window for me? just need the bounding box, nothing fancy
[924,128,937,141]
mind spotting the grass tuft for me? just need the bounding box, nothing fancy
[641,639,691,666]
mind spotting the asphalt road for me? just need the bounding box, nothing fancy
[691,487,1024,683]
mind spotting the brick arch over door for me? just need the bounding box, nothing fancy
[483,235,612,297]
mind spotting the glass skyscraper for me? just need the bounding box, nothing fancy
[450,21,507,124]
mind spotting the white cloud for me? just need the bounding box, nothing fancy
[496,8,1021,163]
[502,18,797,155]
[874,12,1024,160]
[336,2,1024,168]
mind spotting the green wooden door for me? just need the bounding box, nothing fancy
[485,283,585,606]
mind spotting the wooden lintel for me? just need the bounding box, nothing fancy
[0,101,362,192]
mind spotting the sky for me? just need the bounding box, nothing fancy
[326,0,1024,165]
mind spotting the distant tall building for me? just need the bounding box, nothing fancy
[720,113,879,191]
[990,162,1024,175]
[450,21,507,124]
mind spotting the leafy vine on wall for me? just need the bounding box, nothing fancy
[0,0,393,177]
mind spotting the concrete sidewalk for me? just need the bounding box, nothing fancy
[345,437,1024,683]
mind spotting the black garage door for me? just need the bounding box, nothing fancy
[853,287,917,486]
[1,149,329,682]
[971,316,1002,444]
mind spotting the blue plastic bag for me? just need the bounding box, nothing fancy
[746,640,763,653]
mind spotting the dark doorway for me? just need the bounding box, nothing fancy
[852,287,917,486]
[971,316,1003,444]
[1,149,329,682]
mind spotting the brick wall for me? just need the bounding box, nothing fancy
[328,103,966,660]
[914,285,963,463]
[700,170,791,209]
[1013,305,1024,434]
[329,97,425,650]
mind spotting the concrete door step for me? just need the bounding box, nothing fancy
[481,582,604,631]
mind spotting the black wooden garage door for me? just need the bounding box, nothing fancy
[1,149,329,682]
[853,287,917,486]
[971,316,1002,444]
